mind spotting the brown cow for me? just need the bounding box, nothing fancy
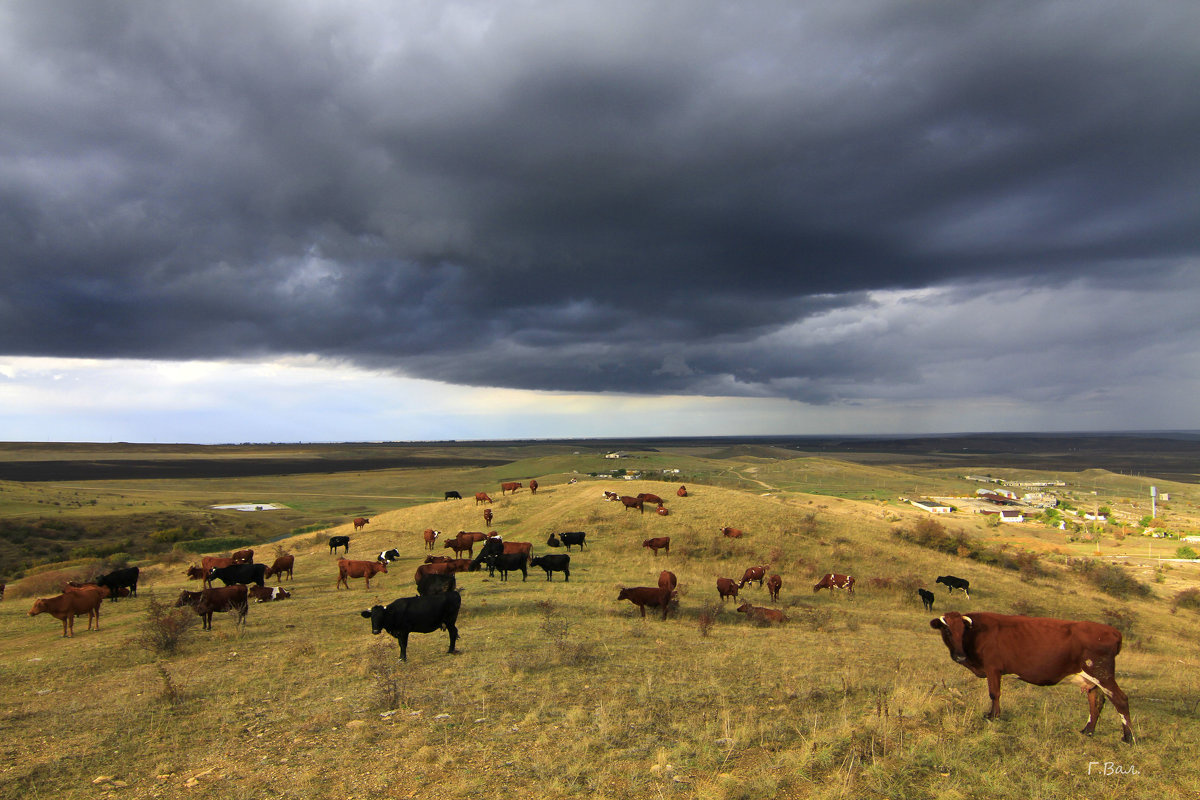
[353,517,370,531]
[603,490,619,501]
[529,479,539,494]
[414,560,471,583]
[637,493,663,504]
[248,586,291,602]
[642,536,670,556]
[620,496,644,513]
[767,574,782,602]
[424,555,453,563]
[677,485,688,497]
[500,541,533,558]
[200,556,235,588]
[500,481,522,495]
[716,577,740,602]
[813,573,855,595]
[656,503,669,516]
[176,585,248,630]
[737,603,788,624]
[231,548,254,564]
[444,538,476,558]
[58,585,109,631]
[30,592,105,637]
[658,570,678,591]
[721,526,744,539]
[475,492,493,505]
[337,559,388,590]
[931,611,1134,742]
[618,586,673,620]
[457,531,488,544]
[483,508,494,527]
[423,529,441,550]
[264,555,294,583]
[738,565,767,589]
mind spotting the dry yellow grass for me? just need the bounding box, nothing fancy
[1,479,1197,799]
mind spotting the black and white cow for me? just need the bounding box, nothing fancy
[377,548,401,564]
[361,591,461,661]
[936,575,971,599]
[530,554,571,582]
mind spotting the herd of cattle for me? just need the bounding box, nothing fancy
[16,479,1136,742]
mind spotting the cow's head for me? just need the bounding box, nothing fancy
[930,612,973,663]
[361,606,386,635]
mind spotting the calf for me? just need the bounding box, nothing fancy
[936,575,971,599]
[656,503,669,516]
[677,485,688,497]
[813,573,854,595]
[603,490,619,501]
[721,526,744,539]
[208,562,268,588]
[337,559,387,589]
[546,533,562,548]
[658,570,677,591]
[231,548,254,564]
[766,574,782,602]
[96,566,139,601]
[30,590,104,636]
[529,479,539,494]
[265,555,295,582]
[377,548,401,564]
[362,591,462,661]
[423,529,441,550]
[930,611,1133,742]
[248,586,291,602]
[530,554,571,582]
[619,496,644,513]
[483,508,493,527]
[558,531,587,551]
[716,577,740,602]
[329,535,351,554]
[738,565,767,589]
[618,586,673,620]
[737,603,788,624]
[918,588,935,611]
[642,536,670,556]
[175,585,248,630]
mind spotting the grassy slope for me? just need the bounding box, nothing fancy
[1,477,1197,799]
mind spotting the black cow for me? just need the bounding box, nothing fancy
[416,573,458,596]
[444,491,462,500]
[485,552,528,582]
[546,533,562,547]
[329,535,350,554]
[530,554,571,582]
[96,567,139,601]
[936,575,971,599]
[918,588,935,611]
[378,548,401,564]
[207,563,268,588]
[557,532,586,551]
[361,591,462,661]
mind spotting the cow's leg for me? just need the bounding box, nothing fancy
[564,568,569,582]
[985,671,1002,718]
[1082,684,1105,736]
[446,623,458,654]
[398,632,410,662]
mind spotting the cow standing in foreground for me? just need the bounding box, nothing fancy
[175,585,248,630]
[30,591,105,637]
[362,591,462,662]
[930,611,1133,743]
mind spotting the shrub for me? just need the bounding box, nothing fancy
[135,592,197,656]
[1172,588,1200,613]
[697,602,720,637]
[1068,560,1152,599]
[1175,546,1199,560]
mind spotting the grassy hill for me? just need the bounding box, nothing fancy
[2,478,1197,799]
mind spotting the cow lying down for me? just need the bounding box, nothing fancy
[362,591,462,662]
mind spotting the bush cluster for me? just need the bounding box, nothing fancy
[136,592,197,656]
[891,519,1047,578]
[1067,560,1153,599]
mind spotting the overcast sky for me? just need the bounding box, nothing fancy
[2,1,1197,443]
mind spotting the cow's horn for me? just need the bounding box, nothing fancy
[962,615,973,626]
[938,615,946,626]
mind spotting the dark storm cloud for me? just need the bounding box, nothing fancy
[2,1,1197,406]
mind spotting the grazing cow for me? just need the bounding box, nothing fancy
[721,526,744,539]
[658,570,678,591]
[264,555,295,583]
[603,491,619,501]
[919,588,935,611]
[656,503,669,516]
[96,566,139,600]
[677,485,688,497]
[716,577,740,602]
[176,585,248,630]
[337,559,388,589]
[248,586,291,602]
[547,533,562,548]
[444,538,476,558]
[618,586,673,620]
[737,603,788,624]
[423,529,441,550]
[353,517,370,531]
[208,562,268,588]
[936,575,971,599]
[444,491,462,500]
[483,508,494,527]
[378,548,401,564]
[414,561,471,584]
[475,492,493,505]
[30,592,105,637]
[642,536,670,556]
[500,481,523,495]
[529,479,539,494]
[185,565,207,582]
[738,565,767,589]
[416,572,457,595]
[361,591,462,662]
[500,541,533,558]
[329,535,351,554]
[530,554,571,581]
[558,531,587,551]
[637,493,663,504]
[813,573,855,595]
[930,611,1134,742]
[767,574,782,602]
[231,548,254,564]
[619,496,644,513]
